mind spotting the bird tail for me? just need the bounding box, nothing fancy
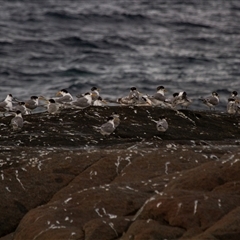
[199,97,207,104]
[92,126,101,132]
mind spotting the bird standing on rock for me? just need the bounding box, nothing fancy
[227,98,238,114]
[47,99,60,114]
[117,87,141,105]
[100,116,116,136]
[93,96,107,106]
[153,116,168,132]
[0,94,14,115]
[200,92,219,110]
[91,87,100,103]
[111,112,120,127]
[72,92,92,109]
[150,86,167,106]
[171,91,192,109]
[24,96,40,112]
[55,89,73,104]
[13,102,30,115]
[10,110,23,130]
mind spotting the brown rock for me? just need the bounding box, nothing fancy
[1,107,240,239]
[195,207,240,240]
[120,219,185,240]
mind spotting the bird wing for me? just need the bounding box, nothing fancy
[25,99,36,109]
[11,117,23,128]
[157,120,168,130]
[73,97,89,108]
[100,122,114,135]
[206,96,218,105]
[0,101,7,109]
[55,95,72,104]
[153,93,165,101]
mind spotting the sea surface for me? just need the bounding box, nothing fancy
[0,0,240,111]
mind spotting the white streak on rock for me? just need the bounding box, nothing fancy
[126,186,138,192]
[165,162,170,175]
[15,170,26,190]
[222,155,234,164]
[108,214,117,219]
[176,202,182,215]
[37,162,42,171]
[132,196,156,221]
[218,199,222,208]
[231,159,240,166]
[193,200,198,215]
[95,208,103,217]
[109,222,118,237]
[33,224,66,240]
[115,156,121,174]
[210,154,219,160]
[64,198,72,204]
[157,202,162,208]
[90,170,97,179]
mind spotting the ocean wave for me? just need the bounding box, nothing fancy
[44,10,80,20]
[170,21,212,29]
[53,67,97,77]
[57,36,99,48]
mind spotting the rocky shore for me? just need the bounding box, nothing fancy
[1,106,240,240]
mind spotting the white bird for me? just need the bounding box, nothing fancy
[153,116,168,132]
[72,92,92,109]
[172,91,192,109]
[117,87,140,105]
[93,96,107,106]
[111,112,120,127]
[227,98,238,114]
[135,96,153,106]
[47,99,60,114]
[91,87,100,103]
[13,102,30,115]
[24,96,39,112]
[55,89,73,104]
[0,94,14,114]
[10,110,23,130]
[200,92,219,110]
[149,86,168,107]
[100,116,116,136]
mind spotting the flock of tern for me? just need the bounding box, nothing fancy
[0,86,239,134]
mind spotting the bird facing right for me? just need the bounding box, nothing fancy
[100,116,116,136]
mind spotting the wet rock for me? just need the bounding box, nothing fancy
[0,106,240,148]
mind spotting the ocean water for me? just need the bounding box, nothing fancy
[0,0,240,111]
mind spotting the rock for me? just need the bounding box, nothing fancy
[120,219,185,240]
[0,106,239,148]
[196,207,240,240]
[0,106,240,239]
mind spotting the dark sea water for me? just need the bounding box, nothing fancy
[0,0,240,111]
